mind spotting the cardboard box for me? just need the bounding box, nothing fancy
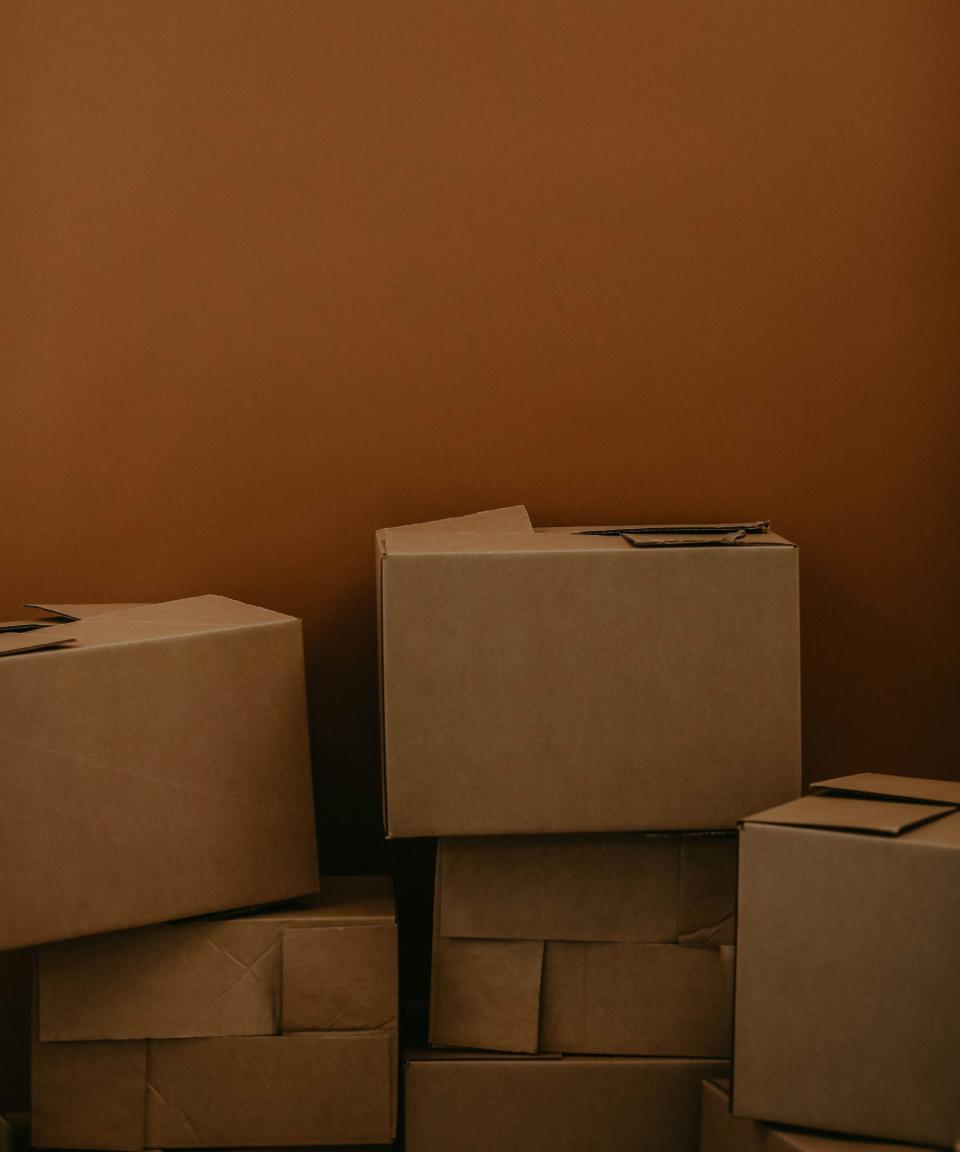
[430,832,736,1055]
[32,878,397,1149]
[0,596,319,949]
[377,506,800,836]
[405,1048,728,1152]
[700,1080,937,1152]
[733,774,960,1148]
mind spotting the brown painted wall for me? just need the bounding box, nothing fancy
[2,0,959,1109]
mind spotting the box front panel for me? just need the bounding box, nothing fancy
[32,1040,146,1151]
[384,547,799,835]
[146,1033,393,1147]
[405,1056,729,1152]
[38,920,281,1041]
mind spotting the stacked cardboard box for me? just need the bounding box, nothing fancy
[0,597,397,1149]
[32,878,398,1149]
[732,774,960,1149]
[377,506,802,1151]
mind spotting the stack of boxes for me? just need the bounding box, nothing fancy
[377,506,803,1150]
[0,597,397,1149]
[3,510,955,1151]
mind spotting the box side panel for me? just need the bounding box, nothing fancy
[700,1079,766,1152]
[734,824,960,1146]
[383,548,799,836]
[679,836,738,946]
[429,937,543,1053]
[438,834,680,941]
[32,1040,146,1151]
[146,1033,392,1147]
[38,921,281,1041]
[0,620,318,949]
[541,942,734,1056]
[405,1056,729,1152]
[281,924,397,1033]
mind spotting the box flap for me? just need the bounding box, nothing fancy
[811,772,960,808]
[23,603,148,621]
[384,505,533,539]
[0,630,76,657]
[282,923,397,1033]
[579,520,771,536]
[742,795,956,836]
[540,942,734,1057]
[38,920,283,1042]
[430,937,543,1054]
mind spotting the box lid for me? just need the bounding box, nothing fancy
[381,505,793,556]
[811,772,960,807]
[742,794,957,836]
[0,596,295,659]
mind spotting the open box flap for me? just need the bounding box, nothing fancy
[811,772,960,808]
[0,629,76,657]
[23,603,148,621]
[384,505,532,538]
[742,794,957,836]
[0,597,296,659]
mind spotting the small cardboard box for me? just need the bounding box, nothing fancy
[733,774,960,1148]
[405,1048,728,1152]
[430,832,736,1055]
[700,1080,938,1152]
[32,877,398,1149]
[0,597,319,950]
[377,506,800,836]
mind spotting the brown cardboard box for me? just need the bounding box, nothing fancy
[733,774,960,1148]
[405,1048,728,1152]
[377,506,800,836]
[32,878,398,1149]
[0,597,319,950]
[700,1081,939,1152]
[430,832,736,1055]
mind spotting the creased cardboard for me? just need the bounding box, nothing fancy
[32,879,397,1149]
[378,506,800,835]
[38,877,394,1042]
[431,833,736,1055]
[0,596,319,950]
[405,1048,728,1152]
[734,775,960,1148]
[700,1080,940,1152]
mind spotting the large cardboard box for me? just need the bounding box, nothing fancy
[733,774,960,1148]
[377,506,800,836]
[0,597,319,949]
[430,832,736,1055]
[700,1080,938,1152]
[32,877,398,1149]
[405,1048,728,1152]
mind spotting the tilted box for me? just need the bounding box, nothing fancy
[0,597,319,949]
